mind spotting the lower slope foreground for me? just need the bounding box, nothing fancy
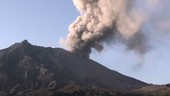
[0,40,146,95]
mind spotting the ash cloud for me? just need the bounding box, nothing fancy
[60,0,161,58]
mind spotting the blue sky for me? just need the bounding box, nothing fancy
[0,0,78,48]
[0,0,170,84]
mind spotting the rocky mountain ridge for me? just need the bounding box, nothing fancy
[0,40,146,95]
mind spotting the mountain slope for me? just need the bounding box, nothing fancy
[0,40,146,95]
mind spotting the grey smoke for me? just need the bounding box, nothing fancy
[60,0,169,58]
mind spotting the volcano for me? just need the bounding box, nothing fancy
[0,40,146,95]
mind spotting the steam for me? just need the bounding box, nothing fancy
[60,0,160,58]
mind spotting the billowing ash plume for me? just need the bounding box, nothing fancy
[60,0,159,58]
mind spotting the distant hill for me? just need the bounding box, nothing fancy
[0,40,146,95]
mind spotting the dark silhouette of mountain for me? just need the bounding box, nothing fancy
[0,40,147,95]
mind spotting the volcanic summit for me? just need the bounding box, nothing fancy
[0,40,146,95]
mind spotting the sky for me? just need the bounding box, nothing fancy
[0,0,170,84]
